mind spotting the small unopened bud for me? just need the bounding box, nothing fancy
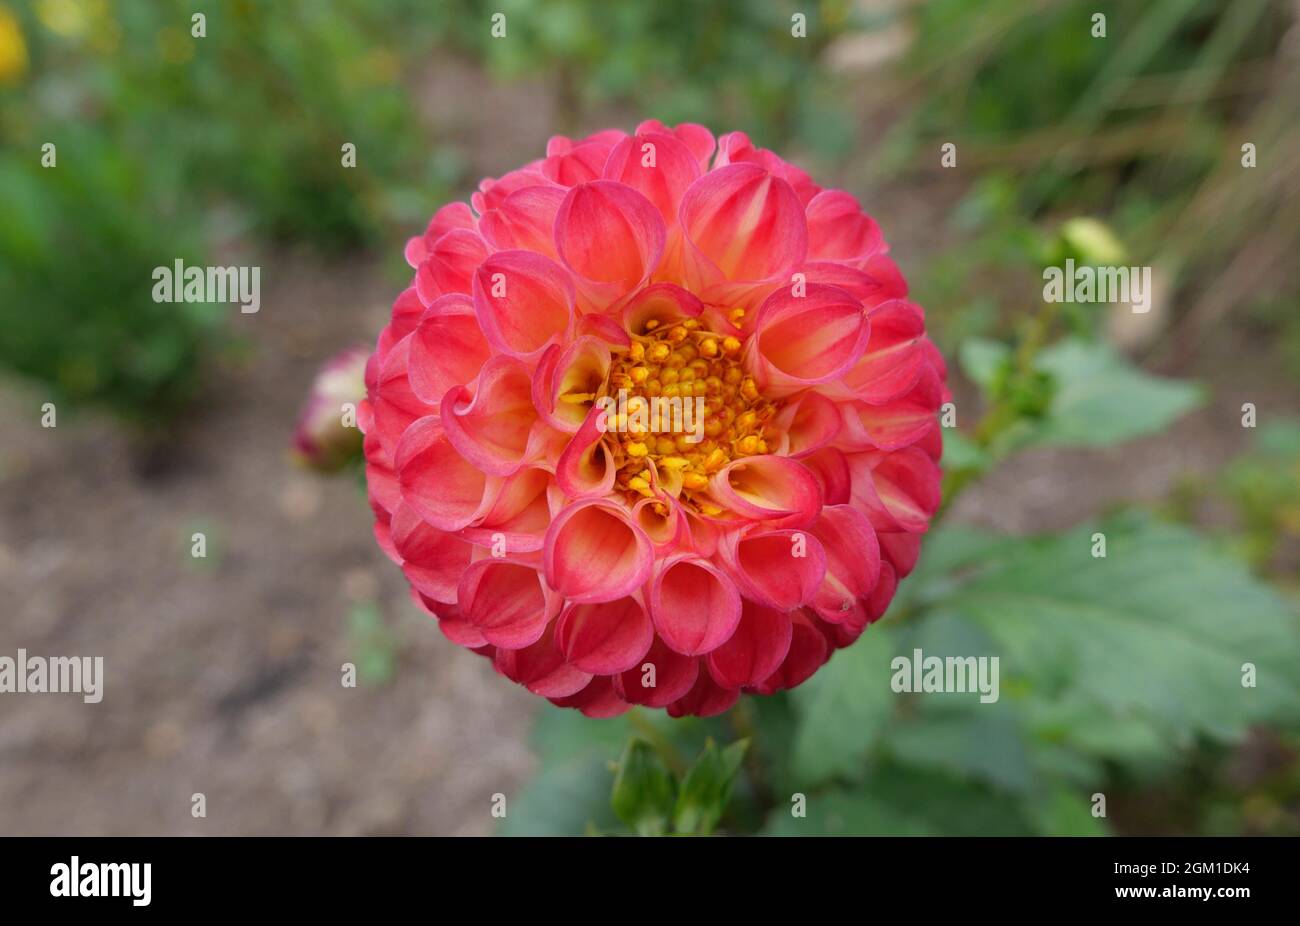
[292,345,369,472]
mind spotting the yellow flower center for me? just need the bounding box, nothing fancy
[603,317,782,515]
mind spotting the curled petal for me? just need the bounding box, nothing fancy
[636,119,716,170]
[620,282,704,336]
[631,495,691,553]
[754,610,830,694]
[602,132,702,224]
[555,181,666,291]
[472,168,555,214]
[440,355,540,476]
[543,499,654,603]
[457,558,557,649]
[822,299,926,404]
[708,455,822,522]
[555,405,617,499]
[537,336,611,433]
[805,190,884,262]
[543,141,615,186]
[369,336,438,454]
[555,596,654,675]
[720,527,827,611]
[650,555,743,656]
[494,622,592,698]
[750,283,869,391]
[458,466,553,554]
[472,250,575,359]
[407,201,477,267]
[799,447,852,506]
[706,600,793,690]
[479,185,566,259]
[407,294,491,406]
[417,229,490,302]
[772,390,841,457]
[846,448,942,534]
[680,163,807,283]
[837,364,944,451]
[548,675,631,719]
[667,671,740,718]
[396,416,500,531]
[807,505,881,623]
[613,638,701,708]
[798,257,907,308]
[879,530,923,579]
[391,504,473,604]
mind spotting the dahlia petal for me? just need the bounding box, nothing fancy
[709,455,822,522]
[636,119,716,170]
[799,447,852,506]
[549,675,632,718]
[706,600,793,690]
[391,504,474,604]
[493,622,592,698]
[457,467,553,554]
[773,390,842,457]
[807,505,881,623]
[440,355,540,476]
[457,558,557,649]
[554,405,617,499]
[406,294,492,406]
[479,185,566,258]
[837,364,944,451]
[649,555,743,656]
[620,282,704,336]
[472,250,575,359]
[543,499,654,603]
[417,229,490,301]
[377,287,425,361]
[473,168,555,214]
[667,671,741,718]
[613,638,701,708]
[846,447,942,534]
[396,416,500,531]
[555,181,666,292]
[805,190,884,262]
[721,527,827,611]
[555,596,654,675]
[866,561,900,622]
[542,141,614,186]
[750,283,870,391]
[820,299,926,404]
[538,336,612,433]
[370,335,438,455]
[602,132,702,224]
[879,530,923,579]
[680,163,807,283]
[754,610,830,694]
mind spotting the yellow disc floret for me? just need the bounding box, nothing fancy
[604,316,782,513]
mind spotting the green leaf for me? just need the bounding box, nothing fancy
[610,739,677,836]
[958,337,1010,392]
[498,707,625,836]
[885,704,1034,793]
[1028,339,1203,448]
[763,763,1035,836]
[673,739,749,836]
[931,513,1300,747]
[788,625,896,785]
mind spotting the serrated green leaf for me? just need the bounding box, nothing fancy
[673,738,749,835]
[610,739,676,837]
[933,513,1300,745]
[1027,338,1203,448]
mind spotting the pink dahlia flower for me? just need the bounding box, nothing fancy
[360,123,948,717]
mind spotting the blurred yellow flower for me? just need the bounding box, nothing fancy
[0,6,28,85]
